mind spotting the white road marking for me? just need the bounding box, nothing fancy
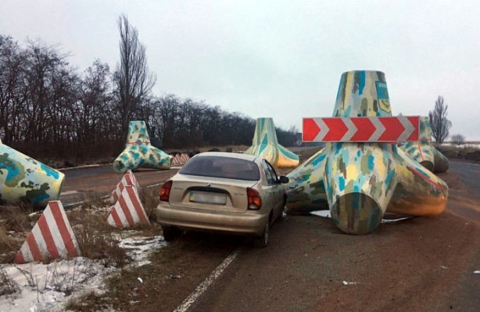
[63,201,88,209]
[452,161,480,168]
[174,249,239,312]
[310,210,411,223]
[147,183,163,188]
[59,164,101,171]
[61,190,78,195]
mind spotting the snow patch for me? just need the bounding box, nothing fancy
[0,233,167,312]
[310,210,411,223]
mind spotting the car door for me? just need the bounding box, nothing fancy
[262,160,285,220]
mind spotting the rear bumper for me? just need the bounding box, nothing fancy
[156,204,269,236]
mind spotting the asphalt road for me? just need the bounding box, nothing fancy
[449,161,480,192]
[60,164,114,179]
[186,161,480,312]
[59,164,179,207]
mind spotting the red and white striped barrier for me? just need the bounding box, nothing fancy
[109,170,140,204]
[171,153,190,165]
[14,201,81,264]
[107,185,150,228]
[172,154,181,165]
[180,153,190,163]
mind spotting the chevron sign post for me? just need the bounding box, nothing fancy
[303,116,420,143]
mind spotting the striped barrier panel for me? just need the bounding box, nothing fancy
[180,153,190,163]
[172,154,182,165]
[109,170,140,204]
[14,201,81,264]
[107,185,150,228]
[171,153,190,166]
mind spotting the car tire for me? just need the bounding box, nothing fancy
[162,226,181,242]
[278,198,287,222]
[253,222,269,248]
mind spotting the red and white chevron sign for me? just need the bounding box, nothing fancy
[303,116,420,143]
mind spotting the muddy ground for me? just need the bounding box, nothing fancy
[71,166,480,312]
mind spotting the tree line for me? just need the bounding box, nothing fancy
[0,16,297,163]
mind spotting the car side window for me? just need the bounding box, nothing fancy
[263,160,278,185]
[267,161,280,184]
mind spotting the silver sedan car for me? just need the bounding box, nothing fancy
[156,152,289,247]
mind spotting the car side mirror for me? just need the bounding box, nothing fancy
[279,176,289,184]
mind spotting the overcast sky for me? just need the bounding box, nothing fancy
[1,0,479,140]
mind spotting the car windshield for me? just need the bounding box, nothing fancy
[179,155,260,181]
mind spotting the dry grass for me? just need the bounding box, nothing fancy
[0,183,160,266]
[434,144,480,162]
[63,187,164,311]
[65,183,163,267]
[0,203,36,232]
[139,185,161,223]
[0,226,21,263]
[0,266,19,296]
[68,207,130,267]
[80,191,109,210]
[0,204,38,263]
[1,185,162,311]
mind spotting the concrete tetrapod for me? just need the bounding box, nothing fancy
[113,121,172,174]
[287,70,448,234]
[285,147,328,215]
[244,117,299,168]
[400,116,449,173]
[0,139,64,209]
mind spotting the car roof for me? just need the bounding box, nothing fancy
[193,151,260,162]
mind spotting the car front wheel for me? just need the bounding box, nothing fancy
[253,222,269,248]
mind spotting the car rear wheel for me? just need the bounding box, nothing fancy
[162,225,181,242]
[253,222,269,248]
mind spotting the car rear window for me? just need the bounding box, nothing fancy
[179,156,260,181]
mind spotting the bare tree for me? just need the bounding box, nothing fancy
[0,35,26,145]
[2,32,300,160]
[20,39,78,157]
[77,60,119,158]
[451,134,465,145]
[114,14,156,136]
[428,96,452,144]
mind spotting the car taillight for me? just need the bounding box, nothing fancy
[160,180,173,202]
[247,188,262,210]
